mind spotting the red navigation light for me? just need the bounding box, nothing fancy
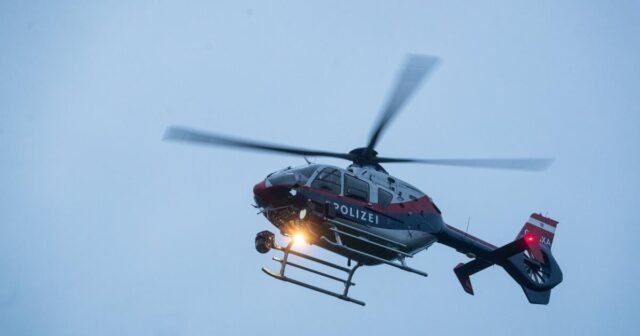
[524,233,538,244]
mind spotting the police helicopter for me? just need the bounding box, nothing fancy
[164,55,563,306]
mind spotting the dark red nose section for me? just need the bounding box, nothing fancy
[253,180,269,206]
[253,179,296,207]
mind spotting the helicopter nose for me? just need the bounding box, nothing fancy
[253,180,269,206]
[254,179,294,207]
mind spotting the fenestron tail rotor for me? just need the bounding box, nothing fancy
[164,55,553,172]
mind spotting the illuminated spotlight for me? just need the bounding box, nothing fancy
[292,232,307,246]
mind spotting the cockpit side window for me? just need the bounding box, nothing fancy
[378,188,393,208]
[344,174,369,202]
[311,168,342,194]
[298,165,319,179]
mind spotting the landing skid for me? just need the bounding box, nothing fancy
[260,218,428,306]
[262,241,365,306]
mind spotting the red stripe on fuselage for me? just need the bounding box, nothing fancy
[300,186,439,215]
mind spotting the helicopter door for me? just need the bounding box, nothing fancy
[344,174,370,202]
[377,188,393,208]
[310,168,342,194]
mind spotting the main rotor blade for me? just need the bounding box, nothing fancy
[367,55,439,152]
[375,157,554,171]
[164,126,354,160]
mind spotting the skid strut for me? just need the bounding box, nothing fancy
[262,241,365,306]
[260,218,429,305]
[325,218,429,277]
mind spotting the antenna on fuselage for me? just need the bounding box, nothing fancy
[462,216,472,246]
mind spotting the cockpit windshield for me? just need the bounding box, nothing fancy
[266,165,320,187]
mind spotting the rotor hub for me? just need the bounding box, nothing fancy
[348,147,378,164]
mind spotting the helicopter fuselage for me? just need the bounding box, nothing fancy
[253,163,495,265]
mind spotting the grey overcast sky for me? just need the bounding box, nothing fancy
[2,1,640,335]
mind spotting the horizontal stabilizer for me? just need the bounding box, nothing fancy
[453,234,541,296]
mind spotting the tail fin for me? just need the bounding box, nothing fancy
[517,213,557,249]
[454,213,563,304]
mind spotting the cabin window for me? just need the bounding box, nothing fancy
[344,174,369,202]
[268,173,298,186]
[311,168,342,194]
[298,165,319,179]
[378,188,393,208]
[269,166,318,186]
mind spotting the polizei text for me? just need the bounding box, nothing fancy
[333,202,379,225]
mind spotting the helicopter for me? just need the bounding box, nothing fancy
[164,55,563,306]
